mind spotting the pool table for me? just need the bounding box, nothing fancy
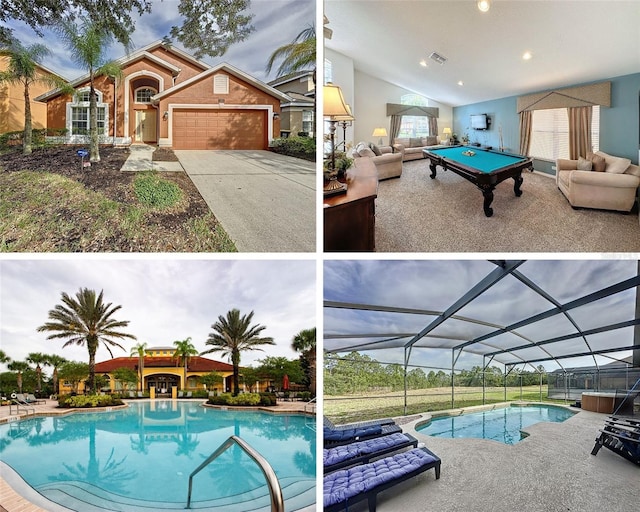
[422,146,533,217]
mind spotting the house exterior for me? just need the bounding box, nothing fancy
[36,41,290,150]
[269,70,315,137]
[59,346,270,395]
[0,54,64,134]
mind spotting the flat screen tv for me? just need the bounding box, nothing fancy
[471,113,489,130]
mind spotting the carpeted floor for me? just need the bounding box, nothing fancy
[375,159,640,253]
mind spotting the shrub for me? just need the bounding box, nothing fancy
[59,394,123,408]
[259,392,277,406]
[133,172,182,208]
[0,128,66,149]
[269,136,315,161]
[208,392,262,406]
[298,391,311,402]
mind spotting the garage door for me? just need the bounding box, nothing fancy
[172,109,266,150]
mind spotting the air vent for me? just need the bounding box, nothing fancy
[429,52,447,65]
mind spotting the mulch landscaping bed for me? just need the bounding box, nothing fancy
[0,145,236,252]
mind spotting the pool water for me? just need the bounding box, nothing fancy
[0,401,316,511]
[417,404,575,445]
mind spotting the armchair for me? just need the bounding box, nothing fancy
[556,151,640,212]
[351,141,402,180]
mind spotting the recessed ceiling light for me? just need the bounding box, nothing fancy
[458,81,464,86]
[522,51,533,60]
[420,60,428,67]
[477,0,490,13]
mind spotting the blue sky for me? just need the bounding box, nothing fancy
[0,258,316,372]
[323,259,639,374]
[6,0,316,82]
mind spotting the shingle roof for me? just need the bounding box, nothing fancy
[95,356,234,373]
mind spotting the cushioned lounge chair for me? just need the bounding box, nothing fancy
[324,415,396,430]
[324,432,419,473]
[324,447,441,512]
[25,393,45,404]
[324,423,403,448]
[591,416,640,466]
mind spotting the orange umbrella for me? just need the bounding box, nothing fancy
[283,374,290,390]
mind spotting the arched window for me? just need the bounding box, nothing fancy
[69,88,107,136]
[398,94,430,138]
[134,87,157,104]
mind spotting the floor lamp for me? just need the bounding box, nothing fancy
[324,83,353,195]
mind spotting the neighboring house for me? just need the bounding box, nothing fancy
[0,53,65,134]
[35,41,290,150]
[269,70,315,137]
[59,346,270,394]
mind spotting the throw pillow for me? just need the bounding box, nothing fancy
[603,155,631,174]
[577,157,592,171]
[394,138,410,147]
[587,152,606,172]
[370,143,382,156]
[409,137,422,148]
[358,146,376,158]
[425,136,438,146]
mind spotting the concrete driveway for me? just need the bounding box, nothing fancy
[174,150,316,252]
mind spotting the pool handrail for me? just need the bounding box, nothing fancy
[185,435,284,512]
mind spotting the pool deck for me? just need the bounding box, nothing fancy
[0,399,316,512]
[337,403,638,512]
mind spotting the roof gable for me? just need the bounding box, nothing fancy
[153,62,291,102]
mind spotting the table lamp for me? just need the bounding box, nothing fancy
[324,83,352,195]
[372,127,387,146]
[443,127,452,145]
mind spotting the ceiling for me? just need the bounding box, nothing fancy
[324,0,640,106]
[324,260,640,373]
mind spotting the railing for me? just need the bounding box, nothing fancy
[185,435,284,511]
[304,396,317,413]
[9,400,35,415]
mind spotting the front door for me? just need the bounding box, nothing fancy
[135,110,157,142]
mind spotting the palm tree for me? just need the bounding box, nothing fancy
[265,24,317,137]
[130,342,148,392]
[45,354,67,396]
[37,288,136,394]
[0,41,70,155]
[26,352,50,394]
[7,361,29,394]
[0,350,10,364]
[201,309,274,396]
[56,18,124,162]
[173,337,198,391]
[291,327,316,396]
[265,24,316,81]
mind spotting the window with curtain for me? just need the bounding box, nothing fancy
[398,93,430,138]
[530,106,599,160]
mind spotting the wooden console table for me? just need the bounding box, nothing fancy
[323,158,378,251]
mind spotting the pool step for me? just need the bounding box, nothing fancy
[37,476,315,511]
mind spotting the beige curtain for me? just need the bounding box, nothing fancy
[389,115,402,145]
[518,110,533,156]
[568,106,592,159]
[428,116,438,138]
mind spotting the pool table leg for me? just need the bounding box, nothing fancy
[481,187,494,217]
[513,174,523,197]
[429,163,437,179]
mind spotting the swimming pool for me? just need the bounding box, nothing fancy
[417,404,575,445]
[0,401,315,511]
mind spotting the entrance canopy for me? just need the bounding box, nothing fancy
[324,260,640,374]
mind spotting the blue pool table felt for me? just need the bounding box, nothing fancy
[427,146,527,173]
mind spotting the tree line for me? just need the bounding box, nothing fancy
[325,351,547,395]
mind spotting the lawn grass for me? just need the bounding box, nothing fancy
[0,170,237,252]
[324,386,567,424]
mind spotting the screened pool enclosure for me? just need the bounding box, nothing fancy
[324,260,640,417]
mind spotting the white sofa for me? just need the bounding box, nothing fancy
[351,142,403,180]
[556,151,640,212]
[392,136,445,161]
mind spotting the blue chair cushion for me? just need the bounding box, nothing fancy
[323,448,438,507]
[323,432,410,467]
[323,424,382,442]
